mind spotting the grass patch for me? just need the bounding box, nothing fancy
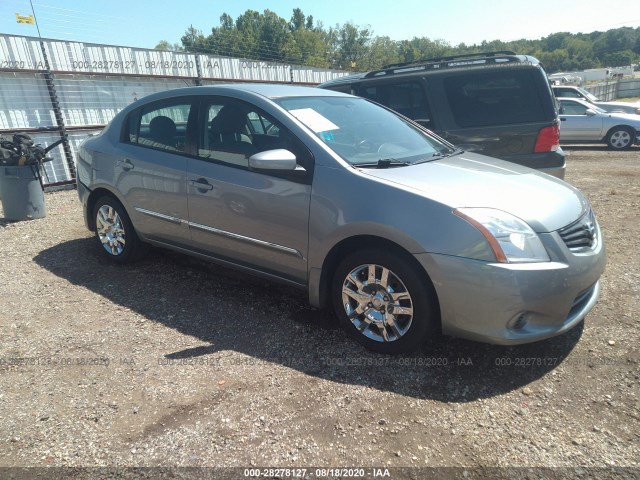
[616,96,640,103]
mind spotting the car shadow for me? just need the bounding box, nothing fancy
[34,238,583,403]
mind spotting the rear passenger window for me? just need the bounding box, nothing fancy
[359,82,432,128]
[444,71,546,128]
[127,101,192,152]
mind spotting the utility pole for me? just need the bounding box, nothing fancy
[189,25,202,86]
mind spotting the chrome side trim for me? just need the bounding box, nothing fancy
[189,221,303,258]
[134,207,186,225]
[134,207,303,258]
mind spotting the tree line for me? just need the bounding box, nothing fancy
[155,8,640,73]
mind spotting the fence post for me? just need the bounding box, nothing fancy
[38,41,75,178]
[194,54,202,86]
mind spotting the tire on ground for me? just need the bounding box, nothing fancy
[92,195,147,263]
[606,126,634,150]
[331,248,439,354]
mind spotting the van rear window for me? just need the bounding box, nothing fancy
[444,70,546,128]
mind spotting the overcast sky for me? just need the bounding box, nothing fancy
[2,0,639,48]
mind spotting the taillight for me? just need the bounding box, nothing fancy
[534,125,560,153]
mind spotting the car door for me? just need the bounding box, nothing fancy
[558,99,604,141]
[186,97,313,283]
[117,98,196,246]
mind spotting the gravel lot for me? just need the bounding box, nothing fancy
[0,146,638,477]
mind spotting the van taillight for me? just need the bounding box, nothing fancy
[534,125,560,153]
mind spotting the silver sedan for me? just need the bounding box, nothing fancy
[76,85,606,353]
[558,97,640,149]
[553,85,640,115]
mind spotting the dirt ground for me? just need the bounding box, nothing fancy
[0,146,638,478]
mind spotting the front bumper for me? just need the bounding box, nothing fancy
[415,222,606,345]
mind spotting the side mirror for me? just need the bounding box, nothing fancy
[249,149,298,171]
[585,109,597,116]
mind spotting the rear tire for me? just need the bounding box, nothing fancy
[606,126,634,150]
[332,249,439,354]
[92,195,147,264]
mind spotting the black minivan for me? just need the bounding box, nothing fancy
[319,52,566,178]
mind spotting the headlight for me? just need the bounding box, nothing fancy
[454,208,550,263]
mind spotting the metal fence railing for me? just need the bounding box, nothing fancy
[0,34,349,187]
[584,77,640,101]
[616,78,640,99]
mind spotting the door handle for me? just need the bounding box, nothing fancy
[189,178,214,191]
[560,118,566,121]
[117,158,134,170]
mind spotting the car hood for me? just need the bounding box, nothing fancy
[599,111,640,124]
[596,100,640,109]
[360,151,588,232]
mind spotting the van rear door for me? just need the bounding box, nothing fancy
[427,68,565,177]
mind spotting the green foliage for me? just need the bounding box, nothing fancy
[167,11,640,73]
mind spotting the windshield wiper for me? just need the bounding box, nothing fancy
[414,148,464,164]
[355,158,411,169]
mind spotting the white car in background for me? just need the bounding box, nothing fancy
[558,97,640,149]
[553,86,640,115]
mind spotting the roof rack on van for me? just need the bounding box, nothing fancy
[366,51,521,78]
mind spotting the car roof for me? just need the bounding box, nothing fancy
[214,83,348,98]
[556,97,591,106]
[319,52,540,88]
[134,84,349,103]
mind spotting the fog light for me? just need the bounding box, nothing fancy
[508,313,529,331]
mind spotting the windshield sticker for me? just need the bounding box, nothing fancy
[321,131,335,142]
[289,108,339,133]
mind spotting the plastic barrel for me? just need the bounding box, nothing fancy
[0,165,46,221]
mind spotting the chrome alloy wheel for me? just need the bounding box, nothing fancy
[341,264,414,343]
[96,205,126,255]
[609,129,632,149]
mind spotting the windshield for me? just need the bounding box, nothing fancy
[577,87,600,102]
[273,96,453,166]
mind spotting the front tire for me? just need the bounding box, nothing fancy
[92,195,146,263]
[332,249,439,354]
[606,127,634,150]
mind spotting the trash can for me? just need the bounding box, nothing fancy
[0,164,46,220]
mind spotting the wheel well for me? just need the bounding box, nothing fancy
[86,187,121,231]
[606,125,634,138]
[318,235,440,318]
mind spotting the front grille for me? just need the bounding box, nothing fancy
[559,209,598,251]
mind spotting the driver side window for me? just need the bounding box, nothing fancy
[560,101,588,115]
[199,101,255,168]
[559,89,580,99]
[197,98,313,174]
